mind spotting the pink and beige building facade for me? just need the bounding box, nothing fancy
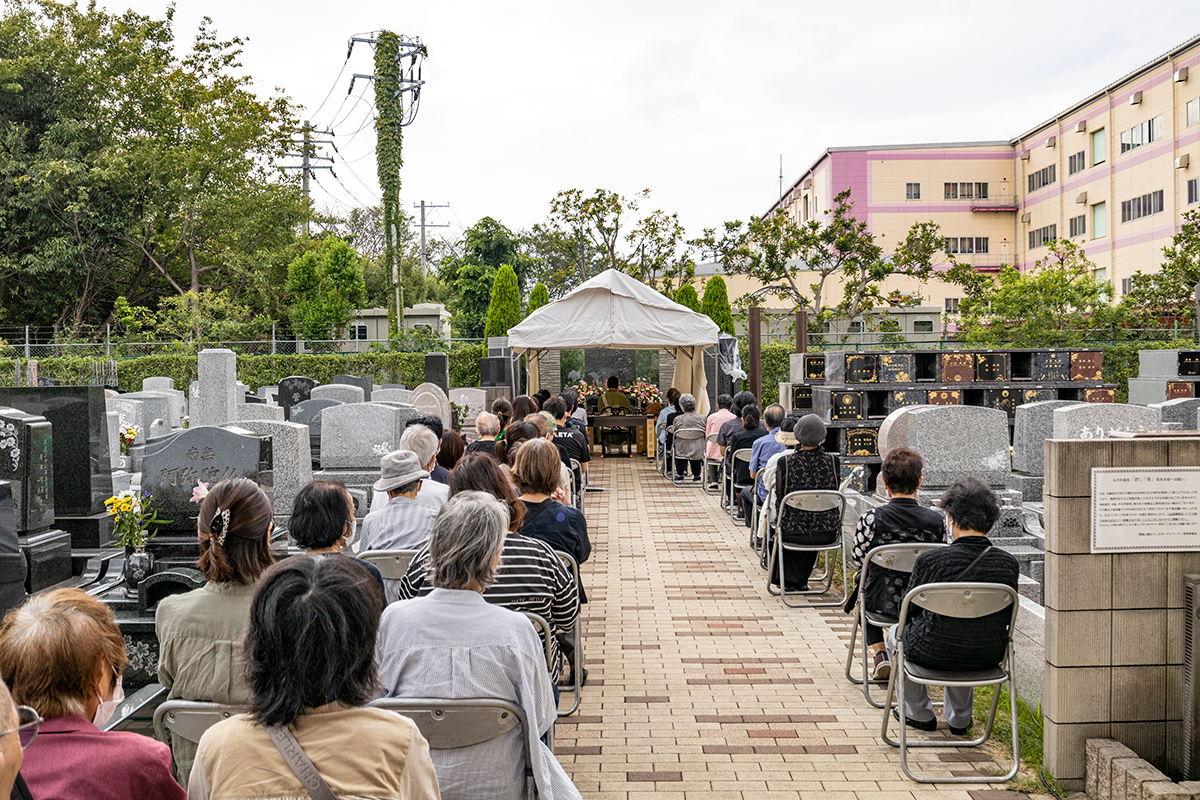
[759,34,1200,313]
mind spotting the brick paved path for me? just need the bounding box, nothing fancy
[557,455,1016,800]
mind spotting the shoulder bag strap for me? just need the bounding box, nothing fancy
[10,773,32,800]
[522,500,554,528]
[266,724,339,800]
[953,545,992,582]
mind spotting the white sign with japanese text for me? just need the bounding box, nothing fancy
[1091,467,1200,553]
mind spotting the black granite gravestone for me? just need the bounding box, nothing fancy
[331,374,373,401]
[0,482,27,617]
[290,398,344,465]
[0,408,55,533]
[424,353,450,395]
[141,426,264,533]
[277,376,318,421]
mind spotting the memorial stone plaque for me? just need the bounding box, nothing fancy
[891,390,924,409]
[824,353,847,384]
[1022,388,1055,404]
[1051,403,1158,440]
[1069,351,1104,381]
[926,389,960,405]
[1012,399,1079,474]
[976,353,1009,382]
[1084,388,1116,403]
[229,420,311,520]
[424,353,450,395]
[879,353,915,383]
[141,426,264,532]
[409,383,453,428]
[791,385,813,410]
[1033,351,1070,382]
[319,403,412,469]
[830,391,864,421]
[985,387,1018,417]
[277,376,318,421]
[1167,382,1195,400]
[192,348,238,427]
[940,353,975,383]
[845,354,879,384]
[1179,352,1200,377]
[372,388,411,404]
[449,388,488,437]
[803,354,826,383]
[0,408,54,533]
[845,428,878,457]
[883,405,1010,488]
[330,375,372,402]
[106,397,146,444]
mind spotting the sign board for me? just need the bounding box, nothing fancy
[1091,466,1200,552]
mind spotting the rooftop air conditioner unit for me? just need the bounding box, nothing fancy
[1020,150,1030,161]
[1181,573,1200,777]
[1178,154,1191,170]
[1076,191,1088,204]
[1075,120,1087,133]
[1046,135,1057,148]
[1177,67,1190,83]
[802,178,813,190]
[1020,212,1032,223]
[1130,90,1143,105]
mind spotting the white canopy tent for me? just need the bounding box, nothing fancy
[506,269,721,414]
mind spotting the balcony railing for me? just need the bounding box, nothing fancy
[970,196,1020,212]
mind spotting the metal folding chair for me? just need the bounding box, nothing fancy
[372,697,538,798]
[844,543,945,707]
[727,448,753,520]
[670,428,706,487]
[555,552,583,716]
[704,433,723,495]
[750,464,777,560]
[599,406,633,455]
[357,550,418,580]
[153,699,250,747]
[880,582,1021,783]
[569,458,585,511]
[765,490,848,608]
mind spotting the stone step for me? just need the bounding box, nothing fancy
[1018,574,1043,605]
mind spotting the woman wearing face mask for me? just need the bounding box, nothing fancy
[0,588,185,799]
[155,477,275,788]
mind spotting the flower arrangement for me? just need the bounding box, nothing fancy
[118,424,140,455]
[571,379,602,399]
[626,379,662,407]
[105,490,170,549]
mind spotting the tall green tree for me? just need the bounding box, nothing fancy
[527,283,551,314]
[484,265,522,339]
[1121,208,1200,326]
[701,276,736,335]
[674,284,701,312]
[440,216,537,338]
[285,237,367,341]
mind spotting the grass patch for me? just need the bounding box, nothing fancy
[971,685,1066,796]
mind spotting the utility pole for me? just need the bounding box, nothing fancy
[283,120,334,234]
[413,201,450,275]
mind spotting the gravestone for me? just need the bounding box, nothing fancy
[291,398,343,461]
[278,376,318,421]
[191,349,238,427]
[424,353,450,395]
[227,420,311,527]
[878,404,1010,488]
[256,386,278,403]
[372,388,412,404]
[1050,403,1158,440]
[319,403,414,469]
[311,384,365,404]
[409,383,452,429]
[142,377,175,393]
[1012,400,1080,475]
[141,425,266,533]
[106,397,146,444]
[330,375,372,402]
[120,392,172,432]
[0,387,113,516]
[449,388,488,441]
[1148,397,1200,430]
[0,408,55,534]
[236,404,285,422]
[106,411,121,470]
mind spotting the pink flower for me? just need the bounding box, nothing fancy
[190,482,210,504]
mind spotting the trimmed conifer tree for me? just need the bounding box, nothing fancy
[527,282,551,314]
[484,264,523,338]
[701,275,736,335]
[674,284,701,312]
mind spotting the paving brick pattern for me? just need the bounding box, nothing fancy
[558,456,1016,799]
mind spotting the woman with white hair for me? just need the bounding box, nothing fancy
[377,491,582,800]
[665,393,707,482]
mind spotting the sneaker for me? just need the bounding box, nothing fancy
[692,476,702,482]
[891,707,937,732]
[871,650,891,681]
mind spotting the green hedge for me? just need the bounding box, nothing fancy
[13,346,486,392]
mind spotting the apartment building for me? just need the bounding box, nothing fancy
[758,33,1200,315]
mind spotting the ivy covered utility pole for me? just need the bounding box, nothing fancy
[349,30,427,337]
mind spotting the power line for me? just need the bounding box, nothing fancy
[309,52,352,121]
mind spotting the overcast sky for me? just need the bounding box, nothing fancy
[116,0,1200,250]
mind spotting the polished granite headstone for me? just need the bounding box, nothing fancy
[311,384,365,404]
[320,403,415,469]
[879,404,1010,488]
[409,383,453,428]
[1149,397,1200,430]
[291,398,343,463]
[1012,400,1078,475]
[330,374,372,402]
[224,420,311,530]
[585,349,636,386]
[278,376,318,421]
[0,407,55,533]
[424,353,450,395]
[1050,402,1158,440]
[192,349,238,427]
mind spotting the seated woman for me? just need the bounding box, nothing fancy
[511,440,591,590]
[399,454,579,682]
[438,429,465,472]
[655,388,681,452]
[189,555,439,799]
[771,414,839,592]
[511,394,540,421]
[725,404,769,509]
[665,393,707,481]
[0,588,185,799]
[491,397,514,439]
[378,492,582,800]
[155,477,274,787]
[289,479,387,607]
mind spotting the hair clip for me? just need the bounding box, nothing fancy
[211,508,231,546]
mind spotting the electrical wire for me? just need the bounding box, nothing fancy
[308,53,351,122]
[333,150,383,201]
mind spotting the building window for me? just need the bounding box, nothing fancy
[944,182,988,200]
[1069,214,1086,238]
[353,324,368,341]
[1027,165,1056,193]
[1121,277,1132,295]
[906,183,921,200]
[1188,97,1200,128]
[913,320,934,333]
[1120,189,1165,223]
[943,237,990,254]
[1028,224,1057,250]
[847,321,863,333]
[1094,268,1107,282]
[1119,115,1164,154]
[944,298,961,314]
[1092,128,1106,165]
[1189,177,1200,205]
[1068,151,1087,175]
[1092,202,1106,239]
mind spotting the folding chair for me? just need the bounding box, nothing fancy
[844,543,945,708]
[569,459,585,511]
[766,490,847,608]
[555,552,583,716]
[880,582,1021,783]
[357,550,418,580]
[727,448,753,521]
[153,699,250,748]
[519,611,556,750]
[371,697,537,798]
[704,433,723,495]
[750,464,777,560]
[599,406,633,455]
[103,682,167,733]
[670,428,706,487]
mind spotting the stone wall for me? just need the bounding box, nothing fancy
[1043,437,1200,789]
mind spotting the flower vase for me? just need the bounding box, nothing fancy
[124,544,154,597]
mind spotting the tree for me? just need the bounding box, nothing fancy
[440,216,539,338]
[674,284,701,312]
[484,265,522,339]
[701,276,736,335]
[285,237,367,341]
[952,239,1120,347]
[1121,208,1200,327]
[527,283,551,315]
